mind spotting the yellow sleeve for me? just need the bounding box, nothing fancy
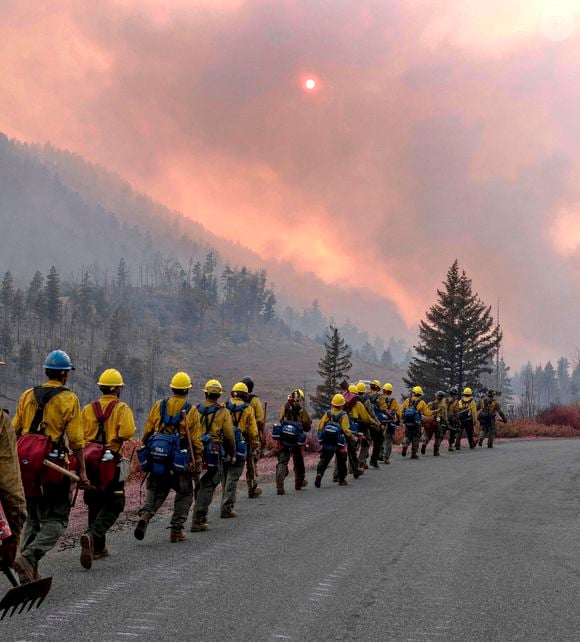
[419,401,432,417]
[65,396,84,451]
[0,413,27,539]
[252,398,265,431]
[358,403,373,425]
[244,406,260,450]
[278,405,286,422]
[392,400,401,418]
[301,409,312,432]
[187,406,203,466]
[317,413,329,433]
[221,409,236,458]
[340,413,352,438]
[118,404,137,441]
[12,390,29,435]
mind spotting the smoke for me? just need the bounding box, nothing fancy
[1,0,580,365]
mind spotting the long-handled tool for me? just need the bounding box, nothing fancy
[0,567,52,619]
[42,458,80,482]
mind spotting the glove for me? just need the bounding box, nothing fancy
[0,535,18,569]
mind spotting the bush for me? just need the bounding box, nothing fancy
[536,405,580,430]
[497,421,579,439]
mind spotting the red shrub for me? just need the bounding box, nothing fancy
[497,421,578,439]
[536,405,580,430]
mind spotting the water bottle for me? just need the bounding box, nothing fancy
[48,448,60,460]
[101,449,114,462]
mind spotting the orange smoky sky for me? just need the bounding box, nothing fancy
[2,0,580,366]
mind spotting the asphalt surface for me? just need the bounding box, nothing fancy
[2,440,580,642]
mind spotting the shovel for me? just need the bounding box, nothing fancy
[0,567,52,619]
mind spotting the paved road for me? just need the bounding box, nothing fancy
[3,440,580,642]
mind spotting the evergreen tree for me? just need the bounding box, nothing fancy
[310,326,352,418]
[17,338,33,377]
[405,260,502,396]
[44,266,61,337]
[556,357,571,404]
[381,348,394,369]
[1,271,14,324]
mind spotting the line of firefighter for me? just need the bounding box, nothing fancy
[0,351,507,584]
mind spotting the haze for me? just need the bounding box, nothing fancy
[2,0,580,366]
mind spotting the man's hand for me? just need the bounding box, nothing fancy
[77,473,91,490]
[0,535,18,569]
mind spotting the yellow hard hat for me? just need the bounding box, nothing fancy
[232,382,249,394]
[412,386,424,396]
[463,387,473,397]
[97,368,124,387]
[383,383,393,392]
[371,379,381,388]
[170,372,192,390]
[348,384,358,394]
[204,379,223,395]
[331,393,346,407]
[293,389,305,399]
[356,382,367,394]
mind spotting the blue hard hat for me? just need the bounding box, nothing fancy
[44,350,75,371]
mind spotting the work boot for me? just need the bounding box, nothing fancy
[295,478,303,491]
[478,438,484,447]
[433,447,440,456]
[248,487,263,498]
[134,514,151,541]
[302,479,308,488]
[314,474,322,488]
[401,446,408,457]
[276,485,285,495]
[170,530,187,542]
[338,480,348,486]
[220,510,237,518]
[488,444,493,448]
[332,475,339,483]
[93,547,110,560]
[411,453,419,460]
[448,446,454,452]
[363,463,369,470]
[190,519,209,532]
[383,457,390,464]
[80,533,94,570]
[455,445,461,451]
[14,554,35,585]
[420,444,427,455]
[353,468,363,479]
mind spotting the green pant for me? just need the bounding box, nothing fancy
[245,445,259,492]
[221,459,244,514]
[318,448,347,481]
[403,425,420,455]
[142,472,193,532]
[479,419,496,445]
[383,425,396,460]
[357,426,371,467]
[21,478,72,565]
[276,446,306,487]
[422,424,443,450]
[84,482,125,552]
[193,467,222,521]
[369,427,384,464]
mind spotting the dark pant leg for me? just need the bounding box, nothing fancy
[142,474,172,517]
[193,467,221,521]
[276,447,291,486]
[384,427,395,460]
[347,439,360,473]
[21,478,72,564]
[317,450,334,477]
[171,473,194,530]
[86,482,126,551]
[465,422,475,447]
[336,450,347,481]
[370,428,384,464]
[245,445,259,491]
[220,461,243,515]
[292,446,306,484]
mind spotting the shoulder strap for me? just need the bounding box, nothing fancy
[91,399,119,444]
[160,399,192,433]
[197,403,221,435]
[227,401,248,426]
[30,386,68,434]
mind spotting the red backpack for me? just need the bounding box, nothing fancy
[84,399,119,491]
[17,386,68,496]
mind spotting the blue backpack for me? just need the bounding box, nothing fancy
[272,421,305,447]
[319,411,347,451]
[403,400,422,428]
[226,401,249,462]
[197,404,224,468]
[145,399,192,475]
[348,415,360,435]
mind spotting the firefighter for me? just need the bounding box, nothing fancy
[381,383,401,464]
[135,372,202,542]
[240,376,264,498]
[79,369,136,569]
[12,350,90,583]
[276,389,312,494]
[455,387,479,450]
[422,391,447,456]
[0,392,27,573]
[367,380,387,468]
[315,394,354,487]
[354,382,380,470]
[446,388,460,452]
[190,380,235,532]
[400,386,432,459]
[478,389,508,448]
[221,382,259,517]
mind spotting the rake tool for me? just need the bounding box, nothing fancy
[0,567,52,619]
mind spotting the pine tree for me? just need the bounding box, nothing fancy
[381,348,394,369]
[405,260,502,396]
[1,271,14,324]
[17,338,33,377]
[44,266,61,338]
[310,326,352,418]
